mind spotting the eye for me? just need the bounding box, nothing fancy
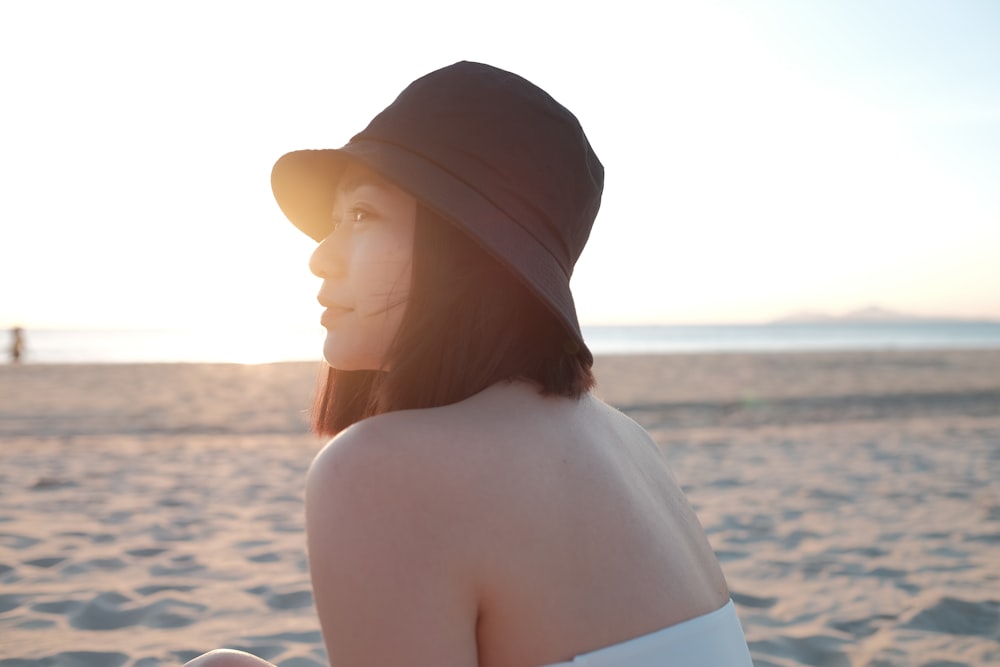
[329,207,369,232]
[349,207,372,227]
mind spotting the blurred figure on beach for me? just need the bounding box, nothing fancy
[9,326,25,364]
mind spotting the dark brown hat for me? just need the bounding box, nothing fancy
[271,61,604,352]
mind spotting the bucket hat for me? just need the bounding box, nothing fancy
[271,61,604,355]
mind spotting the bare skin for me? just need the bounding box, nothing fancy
[186,380,728,667]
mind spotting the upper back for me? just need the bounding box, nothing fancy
[458,385,729,665]
[399,382,728,666]
[308,380,729,667]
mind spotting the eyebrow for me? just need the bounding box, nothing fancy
[335,171,394,197]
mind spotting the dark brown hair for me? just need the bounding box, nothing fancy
[312,205,595,436]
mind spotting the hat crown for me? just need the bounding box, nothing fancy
[352,61,604,272]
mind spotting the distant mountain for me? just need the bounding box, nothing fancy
[771,306,963,324]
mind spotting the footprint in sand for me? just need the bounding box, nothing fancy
[903,597,1000,638]
[29,477,79,490]
[247,552,282,563]
[149,554,205,576]
[244,630,324,644]
[0,533,41,550]
[62,557,127,576]
[749,633,850,667]
[831,614,897,639]
[31,598,82,615]
[22,556,66,569]
[0,593,22,613]
[246,585,314,610]
[125,547,169,558]
[0,651,130,667]
[730,591,778,609]
[271,658,325,667]
[134,584,196,596]
[33,591,208,630]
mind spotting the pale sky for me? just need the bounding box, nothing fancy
[1,0,998,334]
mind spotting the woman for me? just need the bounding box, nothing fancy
[187,61,752,667]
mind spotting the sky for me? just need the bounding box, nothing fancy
[1,0,998,334]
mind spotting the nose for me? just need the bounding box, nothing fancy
[309,231,345,279]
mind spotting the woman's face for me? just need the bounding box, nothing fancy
[310,162,417,371]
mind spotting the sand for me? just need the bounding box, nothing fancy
[1,350,999,666]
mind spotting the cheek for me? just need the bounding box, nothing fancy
[326,236,413,371]
[353,243,413,311]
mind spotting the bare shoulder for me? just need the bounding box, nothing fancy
[304,380,669,555]
[303,399,485,665]
[305,397,492,500]
[304,381,612,539]
[308,381,560,476]
[305,407,475,559]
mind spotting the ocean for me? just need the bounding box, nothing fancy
[5,321,1000,365]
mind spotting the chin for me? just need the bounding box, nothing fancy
[322,333,384,372]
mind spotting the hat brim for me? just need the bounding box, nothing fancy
[271,140,586,351]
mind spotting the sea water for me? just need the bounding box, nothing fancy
[5,322,1000,365]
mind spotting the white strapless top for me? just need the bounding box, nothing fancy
[538,600,753,666]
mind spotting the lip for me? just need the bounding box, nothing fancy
[319,303,353,327]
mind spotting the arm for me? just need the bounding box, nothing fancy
[183,650,278,667]
[305,418,480,667]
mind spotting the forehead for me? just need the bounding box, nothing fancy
[335,162,398,197]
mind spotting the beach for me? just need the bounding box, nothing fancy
[1,350,999,666]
